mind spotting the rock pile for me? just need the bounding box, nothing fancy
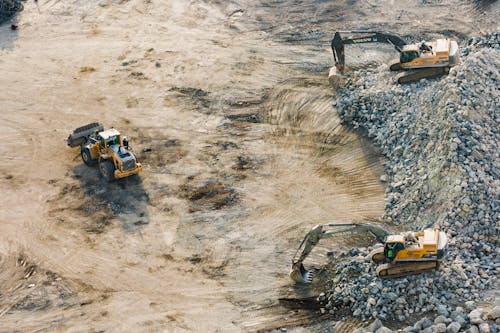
[0,0,24,24]
[321,32,499,331]
[354,306,499,333]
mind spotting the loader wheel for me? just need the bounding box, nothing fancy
[100,161,115,182]
[81,147,96,166]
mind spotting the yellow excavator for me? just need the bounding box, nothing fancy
[290,223,448,283]
[328,30,460,85]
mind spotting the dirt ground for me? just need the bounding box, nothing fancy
[0,0,497,332]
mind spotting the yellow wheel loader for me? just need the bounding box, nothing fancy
[290,223,448,284]
[328,30,460,85]
[67,123,142,181]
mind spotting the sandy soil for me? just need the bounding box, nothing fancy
[0,0,497,332]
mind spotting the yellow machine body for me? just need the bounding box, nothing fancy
[400,39,457,69]
[371,228,448,278]
[81,128,142,181]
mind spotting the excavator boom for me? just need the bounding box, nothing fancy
[290,222,391,283]
[331,31,407,72]
[290,223,448,283]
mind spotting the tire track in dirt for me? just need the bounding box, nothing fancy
[198,75,386,332]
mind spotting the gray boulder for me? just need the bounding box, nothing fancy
[447,322,461,333]
[466,326,480,333]
[375,327,393,333]
[416,317,434,330]
[478,322,490,333]
[435,315,450,324]
[402,326,416,333]
[470,309,485,325]
[455,315,467,327]
[368,319,383,332]
[465,301,477,311]
[432,323,447,333]
[488,306,500,320]
[437,305,450,317]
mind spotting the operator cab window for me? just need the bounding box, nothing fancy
[107,136,119,146]
[400,51,419,64]
[385,242,405,259]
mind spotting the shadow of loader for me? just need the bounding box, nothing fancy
[63,163,150,233]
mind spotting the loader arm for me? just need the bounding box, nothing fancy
[290,222,391,283]
[331,31,407,72]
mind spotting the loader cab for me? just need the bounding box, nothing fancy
[106,135,120,147]
[384,235,405,260]
[97,129,122,149]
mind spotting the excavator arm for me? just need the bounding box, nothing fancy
[331,31,407,72]
[290,222,391,283]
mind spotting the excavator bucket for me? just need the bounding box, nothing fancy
[329,32,345,88]
[328,65,343,88]
[290,263,313,284]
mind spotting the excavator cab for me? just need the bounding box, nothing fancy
[400,50,419,64]
[383,235,405,261]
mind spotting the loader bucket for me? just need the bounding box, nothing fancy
[290,263,313,284]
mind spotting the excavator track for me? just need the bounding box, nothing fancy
[397,67,450,84]
[376,261,438,279]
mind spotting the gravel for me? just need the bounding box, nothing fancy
[320,32,500,332]
[0,0,25,24]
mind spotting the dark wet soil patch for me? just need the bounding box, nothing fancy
[166,86,211,112]
[179,179,238,212]
[232,155,257,171]
[136,138,187,168]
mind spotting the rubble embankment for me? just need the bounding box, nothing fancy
[322,33,499,333]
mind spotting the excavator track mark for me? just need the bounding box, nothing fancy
[397,67,449,84]
[376,261,437,279]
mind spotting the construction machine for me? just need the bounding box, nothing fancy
[369,228,448,278]
[328,30,460,85]
[290,223,448,283]
[67,123,142,181]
